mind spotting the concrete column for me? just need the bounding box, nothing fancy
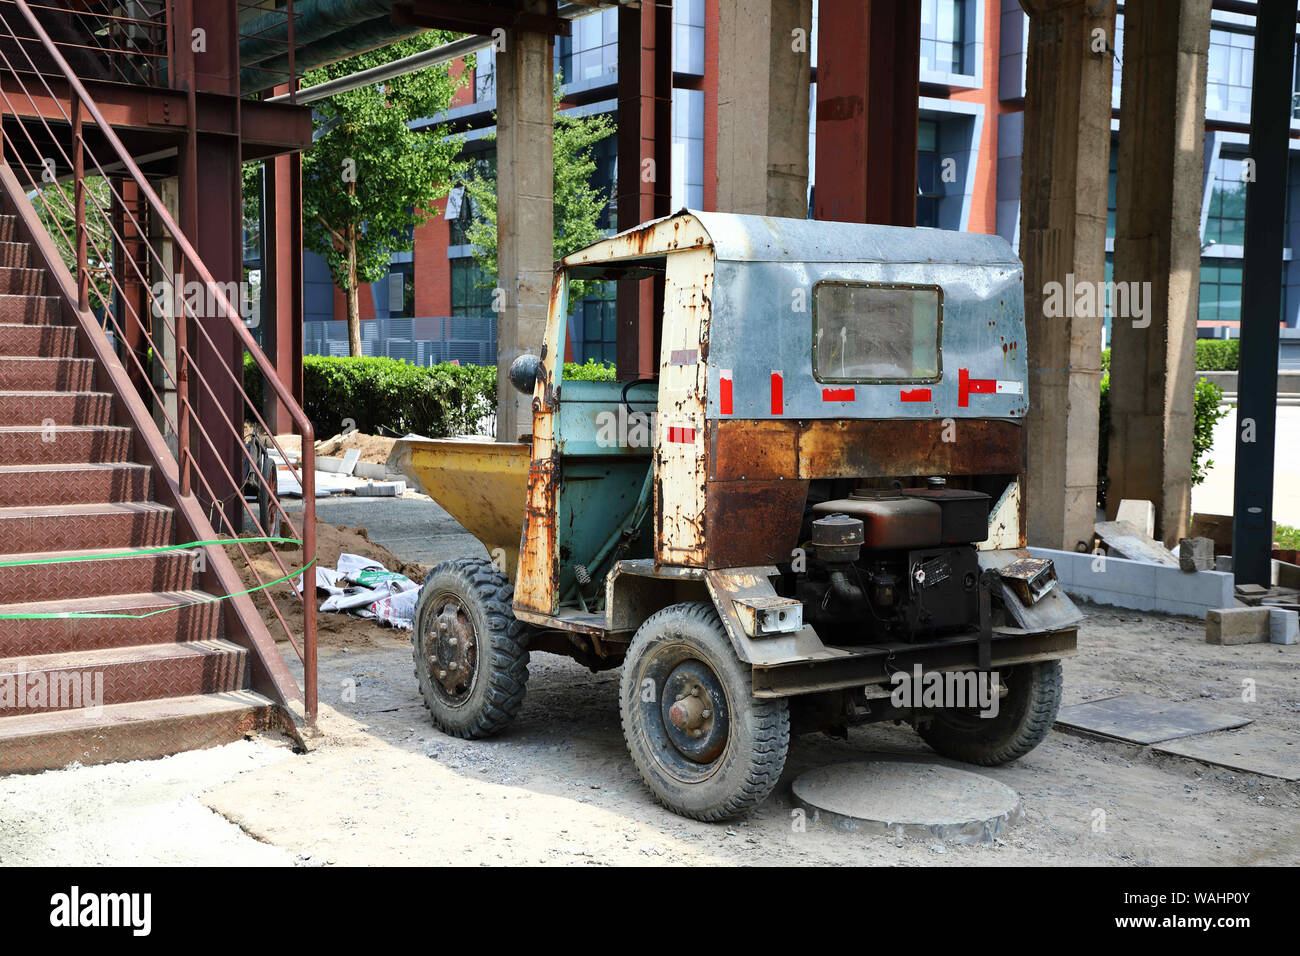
[1019,0,1116,551]
[495,16,554,443]
[1108,0,1211,547]
[814,0,920,225]
[715,0,812,217]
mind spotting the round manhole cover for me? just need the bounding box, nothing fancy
[791,761,1023,843]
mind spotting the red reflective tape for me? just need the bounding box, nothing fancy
[967,377,996,394]
[667,426,696,444]
[719,369,733,415]
[958,367,969,407]
[822,387,855,402]
[899,388,932,402]
[771,370,784,415]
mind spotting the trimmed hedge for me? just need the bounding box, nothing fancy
[1097,372,1228,509]
[1101,338,1239,372]
[243,354,615,438]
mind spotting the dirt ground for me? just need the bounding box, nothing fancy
[226,519,429,652]
[2,601,1296,866]
[314,431,398,465]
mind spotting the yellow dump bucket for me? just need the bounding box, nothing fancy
[388,438,530,577]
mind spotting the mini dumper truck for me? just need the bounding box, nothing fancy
[396,209,1083,822]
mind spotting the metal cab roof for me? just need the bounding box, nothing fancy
[560,208,1020,269]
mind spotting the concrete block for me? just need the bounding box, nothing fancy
[1179,537,1215,572]
[354,480,406,498]
[1116,499,1156,538]
[1206,607,1271,645]
[1153,565,1234,614]
[1270,608,1299,645]
[1214,554,1233,573]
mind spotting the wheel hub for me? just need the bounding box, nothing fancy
[660,660,728,764]
[427,599,477,701]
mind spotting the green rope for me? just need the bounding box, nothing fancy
[0,537,316,620]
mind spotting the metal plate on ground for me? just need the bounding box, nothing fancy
[1153,729,1300,781]
[1055,693,1252,745]
[790,761,1022,843]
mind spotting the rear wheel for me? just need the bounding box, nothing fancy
[916,660,1062,765]
[619,602,789,821]
[412,557,529,739]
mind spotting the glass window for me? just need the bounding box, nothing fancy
[920,0,971,76]
[812,282,943,383]
[1205,152,1248,247]
[450,257,495,318]
[916,119,942,228]
[1206,29,1253,115]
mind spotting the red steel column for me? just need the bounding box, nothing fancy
[814,0,920,225]
[615,0,671,380]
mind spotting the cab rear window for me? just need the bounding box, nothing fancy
[812,281,942,383]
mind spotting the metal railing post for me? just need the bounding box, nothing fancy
[71,95,87,312]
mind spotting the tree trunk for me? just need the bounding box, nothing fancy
[346,224,361,357]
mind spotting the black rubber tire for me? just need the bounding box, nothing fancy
[916,659,1063,766]
[412,557,529,739]
[619,602,790,821]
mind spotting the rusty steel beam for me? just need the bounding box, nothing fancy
[393,0,571,36]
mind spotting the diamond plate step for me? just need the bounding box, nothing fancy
[0,690,277,772]
[0,501,173,553]
[0,547,194,602]
[0,424,130,465]
[0,241,31,269]
[0,294,62,325]
[0,589,221,656]
[0,356,93,389]
[0,266,45,295]
[0,323,75,356]
[0,391,114,425]
[0,462,151,505]
[0,215,16,243]
[0,640,249,715]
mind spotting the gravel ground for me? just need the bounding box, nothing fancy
[2,496,1295,867]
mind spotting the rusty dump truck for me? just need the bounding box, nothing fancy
[397,210,1082,821]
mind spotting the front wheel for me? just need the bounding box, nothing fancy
[412,557,529,739]
[916,660,1063,765]
[619,602,789,821]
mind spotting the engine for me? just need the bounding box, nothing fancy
[795,480,992,643]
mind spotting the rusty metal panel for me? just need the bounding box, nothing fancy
[703,479,807,568]
[710,418,1024,481]
[653,247,712,564]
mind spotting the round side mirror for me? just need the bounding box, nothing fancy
[508,352,541,395]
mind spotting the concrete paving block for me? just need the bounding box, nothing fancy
[1215,554,1233,573]
[1206,607,1271,645]
[1273,559,1300,590]
[1116,499,1156,538]
[1270,608,1299,645]
[1077,552,1158,595]
[354,480,406,498]
[1179,537,1215,572]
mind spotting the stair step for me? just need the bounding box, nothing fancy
[0,690,276,772]
[0,323,75,356]
[0,356,93,389]
[0,294,62,325]
[0,390,113,425]
[0,241,31,269]
[0,501,173,553]
[0,424,130,465]
[0,215,15,243]
[0,640,249,715]
[0,547,195,602]
[0,589,221,656]
[0,266,45,296]
[0,462,151,505]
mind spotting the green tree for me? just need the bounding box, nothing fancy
[302,33,466,356]
[463,96,614,298]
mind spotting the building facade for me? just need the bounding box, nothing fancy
[300,0,1300,363]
